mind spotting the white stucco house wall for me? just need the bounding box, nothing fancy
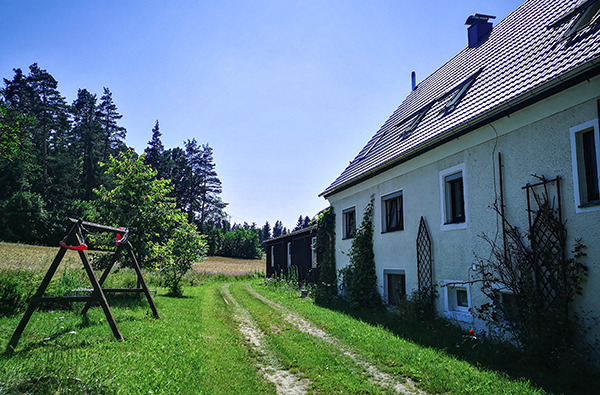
[320,0,600,340]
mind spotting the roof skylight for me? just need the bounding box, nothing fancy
[564,0,600,36]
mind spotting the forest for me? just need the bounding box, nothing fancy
[0,63,312,260]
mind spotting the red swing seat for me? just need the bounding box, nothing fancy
[59,241,88,251]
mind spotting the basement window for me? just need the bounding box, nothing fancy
[443,280,472,322]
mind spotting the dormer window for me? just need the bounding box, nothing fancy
[564,0,600,37]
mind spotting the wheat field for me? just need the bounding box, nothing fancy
[0,242,265,275]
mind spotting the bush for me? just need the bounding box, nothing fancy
[0,268,38,316]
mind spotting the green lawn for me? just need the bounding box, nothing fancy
[1,279,597,394]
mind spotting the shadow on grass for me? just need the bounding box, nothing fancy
[316,296,600,395]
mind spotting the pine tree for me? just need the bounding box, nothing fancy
[294,215,304,231]
[272,220,283,238]
[97,87,126,162]
[72,88,102,200]
[144,120,166,177]
[26,64,70,186]
[260,220,271,241]
[303,215,311,229]
[182,139,227,232]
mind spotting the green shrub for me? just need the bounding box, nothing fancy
[0,268,38,316]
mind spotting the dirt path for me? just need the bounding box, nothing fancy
[220,284,311,395]
[233,283,425,395]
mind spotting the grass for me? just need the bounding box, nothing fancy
[1,243,598,394]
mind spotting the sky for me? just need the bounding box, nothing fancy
[1,0,525,231]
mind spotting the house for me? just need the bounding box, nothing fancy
[320,0,600,340]
[265,225,321,284]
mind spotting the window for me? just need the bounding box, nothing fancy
[287,242,292,268]
[445,79,474,112]
[383,269,406,305]
[342,207,356,239]
[499,291,518,322]
[570,120,600,212]
[564,0,600,37]
[440,164,468,229]
[382,191,403,232]
[443,280,472,322]
[270,245,275,267]
[311,237,317,268]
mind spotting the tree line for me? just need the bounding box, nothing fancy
[0,63,309,260]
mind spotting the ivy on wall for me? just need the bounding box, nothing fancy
[314,207,337,302]
[340,196,382,309]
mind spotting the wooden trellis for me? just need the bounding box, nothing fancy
[523,176,565,306]
[416,216,433,294]
[7,219,159,352]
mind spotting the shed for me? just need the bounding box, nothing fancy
[264,225,321,284]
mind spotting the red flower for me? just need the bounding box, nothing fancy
[469,329,475,336]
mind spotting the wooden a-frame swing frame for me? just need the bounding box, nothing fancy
[7,218,159,352]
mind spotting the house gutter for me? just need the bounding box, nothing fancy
[320,58,600,199]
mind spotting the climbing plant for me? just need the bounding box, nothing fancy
[475,188,589,362]
[313,207,336,302]
[340,196,382,309]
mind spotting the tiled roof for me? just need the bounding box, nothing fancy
[321,0,600,197]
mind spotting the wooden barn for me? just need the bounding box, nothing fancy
[264,225,321,284]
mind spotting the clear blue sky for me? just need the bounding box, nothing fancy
[1,0,524,230]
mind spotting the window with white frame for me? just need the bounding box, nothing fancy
[287,242,292,268]
[440,164,468,229]
[270,245,275,267]
[342,207,356,239]
[382,191,403,233]
[570,120,600,212]
[383,268,406,305]
[443,280,472,322]
[311,237,317,268]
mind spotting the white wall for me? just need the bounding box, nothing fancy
[326,75,600,336]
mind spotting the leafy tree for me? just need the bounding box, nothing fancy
[0,191,49,244]
[219,226,261,259]
[155,221,206,296]
[0,103,28,161]
[93,150,188,267]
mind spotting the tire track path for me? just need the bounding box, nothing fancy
[220,284,311,395]
[244,284,426,395]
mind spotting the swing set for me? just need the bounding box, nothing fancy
[7,218,159,352]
